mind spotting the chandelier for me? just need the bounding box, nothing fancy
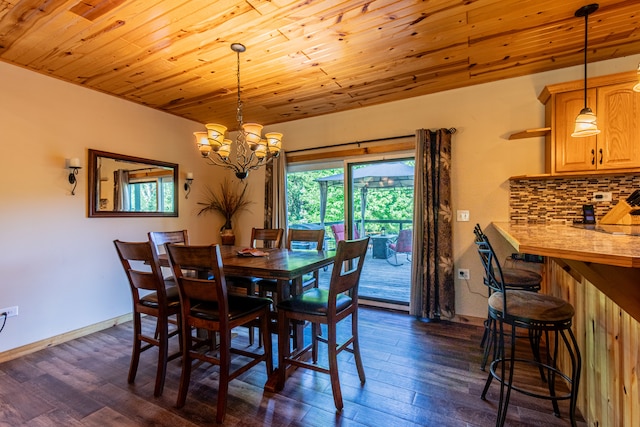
[193,43,282,180]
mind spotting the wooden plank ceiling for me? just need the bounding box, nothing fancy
[1,0,639,127]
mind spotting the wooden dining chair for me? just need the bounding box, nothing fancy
[226,227,284,345]
[251,227,284,249]
[165,243,273,424]
[148,230,190,279]
[276,237,370,411]
[257,227,326,299]
[113,239,182,397]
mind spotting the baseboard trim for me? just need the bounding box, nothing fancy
[0,311,485,364]
[0,313,133,364]
[450,314,485,328]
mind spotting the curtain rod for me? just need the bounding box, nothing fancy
[286,128,456,155]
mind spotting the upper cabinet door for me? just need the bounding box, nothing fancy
[597,83,640,170]
[553,89,598,173]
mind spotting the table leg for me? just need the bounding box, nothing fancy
[264,276,305,392]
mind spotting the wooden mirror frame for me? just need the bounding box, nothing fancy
[88,149,179,218]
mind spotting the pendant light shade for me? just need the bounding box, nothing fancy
[633,63,640,92]
[572,4,600,138]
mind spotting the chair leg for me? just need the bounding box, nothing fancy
[176,354,192,408]
[154,316,168,397]
[216,331,231,424]
[327,321,343,411]
[561,328,581,427]
[496,323,517,427]
[311,322,320,363]
[528,328,547,382]
[546,330,561,417]
[351,311,366,385]
[480,317,494,371]
[128,312,142,384]
[176,324,193,408]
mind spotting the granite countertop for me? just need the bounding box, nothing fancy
[492,222,640,268]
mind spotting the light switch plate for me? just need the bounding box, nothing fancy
[457,210,470,222]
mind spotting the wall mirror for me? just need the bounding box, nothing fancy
[88,149,179,217]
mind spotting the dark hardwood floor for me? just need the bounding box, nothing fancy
[0,307,586,426]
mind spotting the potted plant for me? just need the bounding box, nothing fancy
[197,179,253,245]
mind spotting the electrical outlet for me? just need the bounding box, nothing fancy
[456,210,470,222]
[0,306,18,317]
[592,191,612,202]
[457,269,470,280]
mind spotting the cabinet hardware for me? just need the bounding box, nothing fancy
[591,149,595,165]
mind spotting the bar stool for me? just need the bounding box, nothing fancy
[474,224,542,371]
[475,230,581,427]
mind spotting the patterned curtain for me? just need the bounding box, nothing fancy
[264,153,288,236]
[410,129,454,320]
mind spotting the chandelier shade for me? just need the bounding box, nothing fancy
[572,3,600,138]
[193,43,282,180]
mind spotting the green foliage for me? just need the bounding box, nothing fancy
[286,165,413,234]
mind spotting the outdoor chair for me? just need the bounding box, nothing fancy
[330,223,360,243]
[386,228,412,266]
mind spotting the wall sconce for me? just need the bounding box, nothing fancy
[184,172,194,199]
[67,158,81,195]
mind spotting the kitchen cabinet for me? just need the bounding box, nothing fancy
[552,83,640,173]
[536,70,640,176]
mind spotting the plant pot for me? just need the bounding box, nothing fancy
[221,230,235,246]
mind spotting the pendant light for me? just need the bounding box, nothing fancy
[572,3,601,138]
[633,63,640,92]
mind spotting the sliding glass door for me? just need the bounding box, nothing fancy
[346,159,413,306]
[286,156,414,308]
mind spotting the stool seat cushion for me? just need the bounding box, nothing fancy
[190,295,272,321]
[140,284,180,308]
[277,288,352,316]
[502,267,542,287]
[489,290,575,323]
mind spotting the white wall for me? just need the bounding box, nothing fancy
[1,54,639,354]
[0,61,245,352]
[269,54,640,320]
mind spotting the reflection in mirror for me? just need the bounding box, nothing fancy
[88,149,179,217]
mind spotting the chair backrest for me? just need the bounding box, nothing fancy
[251,228,284,249]
[287,228,325,250]
[114,239,167,305]
[328,237,370,305]
[473,225,506,295]
[330,223,360,243]
[165,244,229,325]
[148,230,190,254]
[395,229,412,253]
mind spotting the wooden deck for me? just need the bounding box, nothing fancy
[317,248,411,305]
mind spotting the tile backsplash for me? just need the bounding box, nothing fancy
[509,174,640,224]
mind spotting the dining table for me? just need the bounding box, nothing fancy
[158,244,336,391]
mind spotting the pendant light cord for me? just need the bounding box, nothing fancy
[583,11,589,110]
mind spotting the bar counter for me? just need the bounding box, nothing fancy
[491,221,640,426]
